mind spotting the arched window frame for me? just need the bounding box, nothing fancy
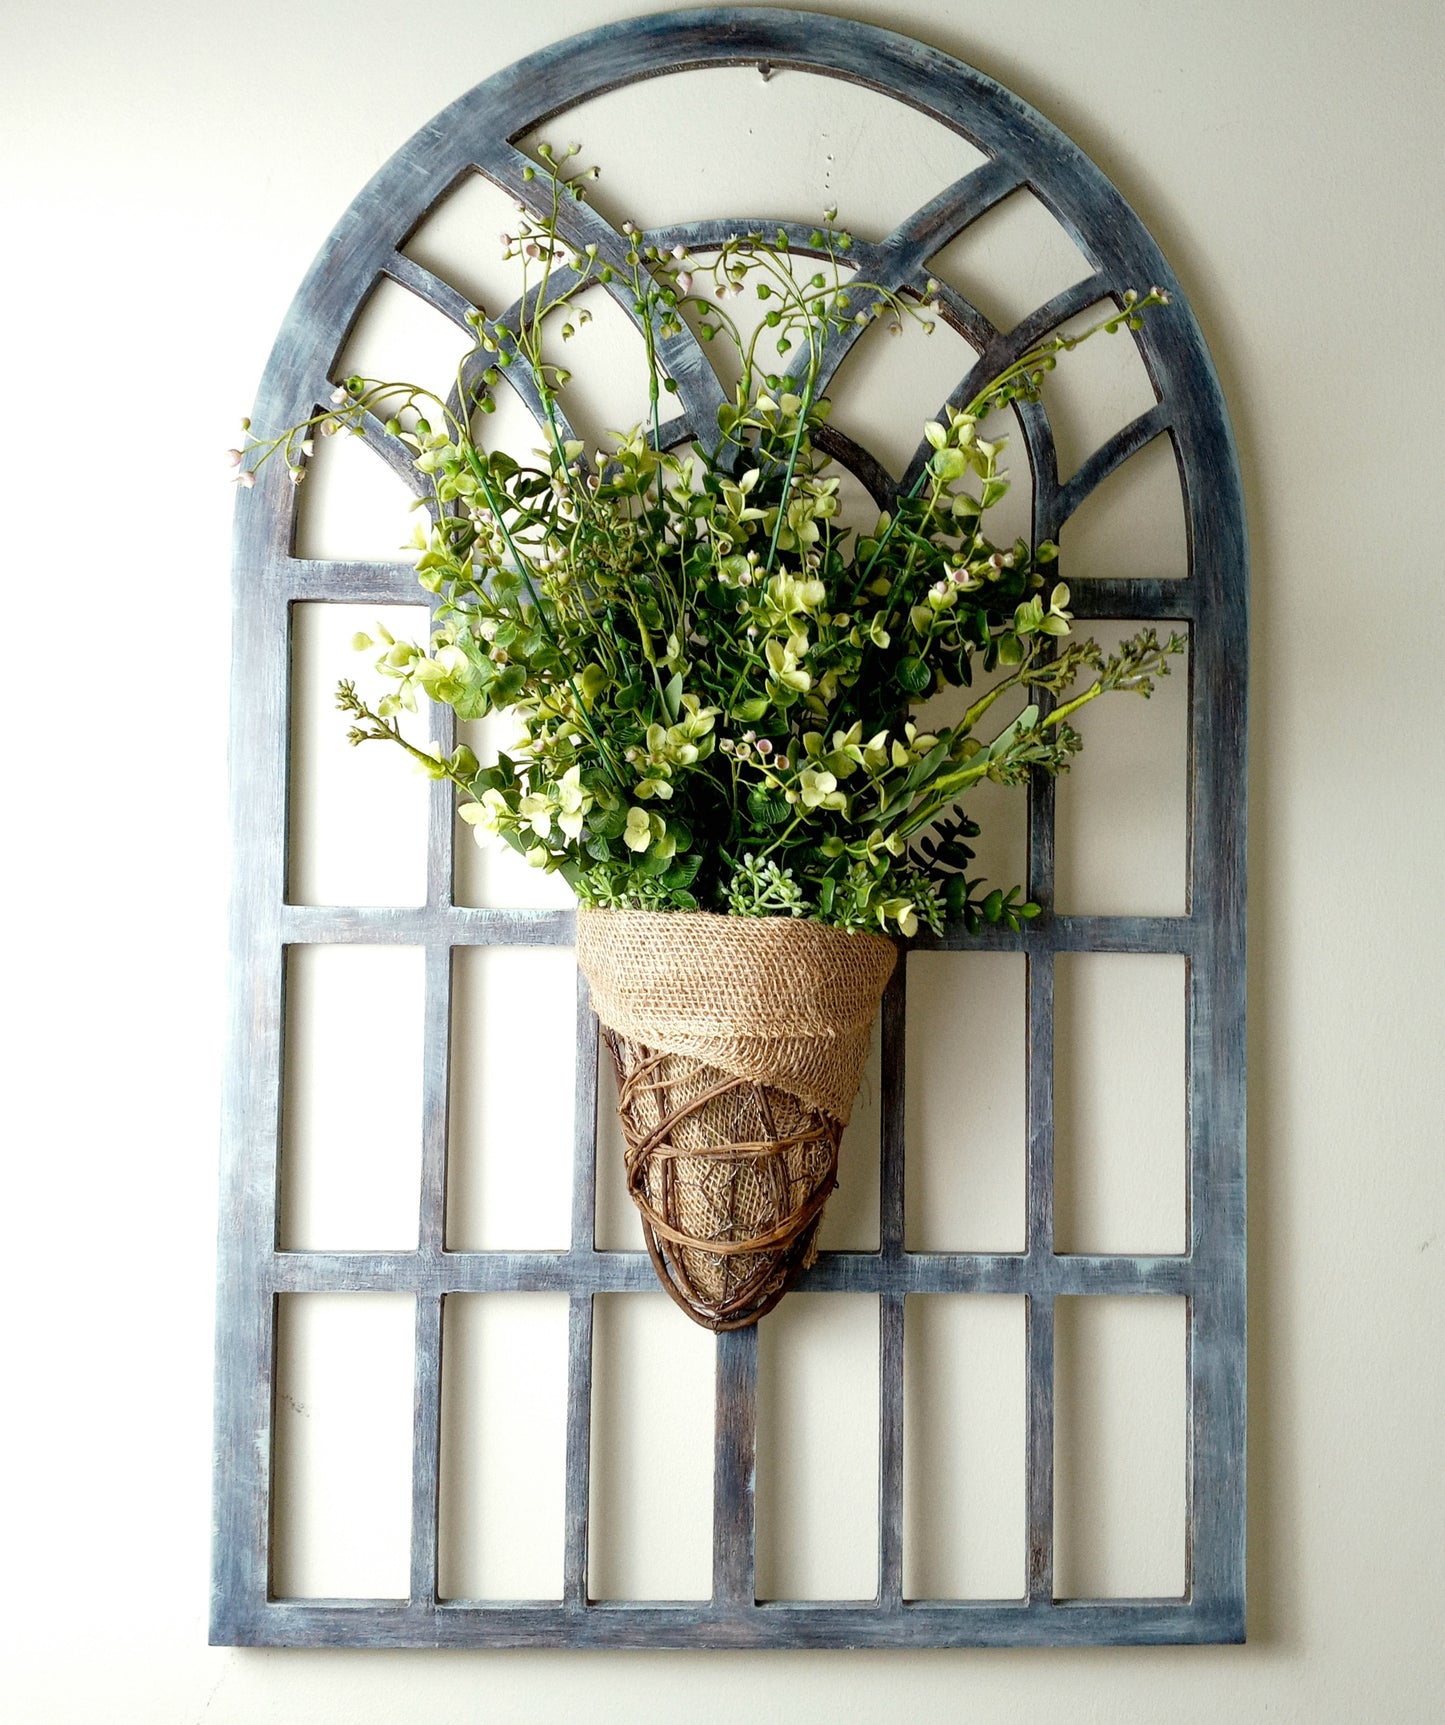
[212,7,1248,1649]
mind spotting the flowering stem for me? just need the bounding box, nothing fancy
[464,447,628,792]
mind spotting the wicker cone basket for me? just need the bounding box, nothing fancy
[577,908,897,1330]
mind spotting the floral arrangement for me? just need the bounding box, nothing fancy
[235,147,1184,1325]
[235,145,1181,943]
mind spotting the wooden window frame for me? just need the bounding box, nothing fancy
[212,8,1247,1649]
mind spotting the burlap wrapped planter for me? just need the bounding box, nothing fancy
[576,908,898,1329]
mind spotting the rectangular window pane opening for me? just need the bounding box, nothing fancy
[271,1293,415,1601]
[288,602,431,908]
[587,1295,714,1601]
[438,1293,569,1601]
[280,944,425,1251]
[1054,954,1187,1255]
[905,953,1026,1252]
[446,946,576,1250]
[756,1294,879,1601]
[904,1295,1026,1601]
[1054,621,1190,918]
[1054,1295,1188,1600]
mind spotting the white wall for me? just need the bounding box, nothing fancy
[4,0,1442,1718]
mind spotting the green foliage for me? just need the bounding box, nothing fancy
[240,153,1180,939]
[726,853,807,918]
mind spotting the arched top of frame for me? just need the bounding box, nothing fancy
[244,6,1246,644]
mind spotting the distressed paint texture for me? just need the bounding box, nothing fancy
[213,7,1246,1649]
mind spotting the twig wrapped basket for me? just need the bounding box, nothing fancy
[576,909,897,1329]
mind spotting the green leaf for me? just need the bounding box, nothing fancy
[615,682,647,711]
[988,705,1040,756]
[662,671,684,723]
[450,680,491,723]
[747,789,792,828]
[665,854,703,891]
[590,802,628,840]
[900,738,951,797]
[895,656,931,695]
[732,697,769,723]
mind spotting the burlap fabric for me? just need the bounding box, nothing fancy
[577,909,897,1329]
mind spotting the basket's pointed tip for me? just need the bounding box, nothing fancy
[602,1028,845,1327]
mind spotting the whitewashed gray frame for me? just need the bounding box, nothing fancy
[212,8,1247,1649]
